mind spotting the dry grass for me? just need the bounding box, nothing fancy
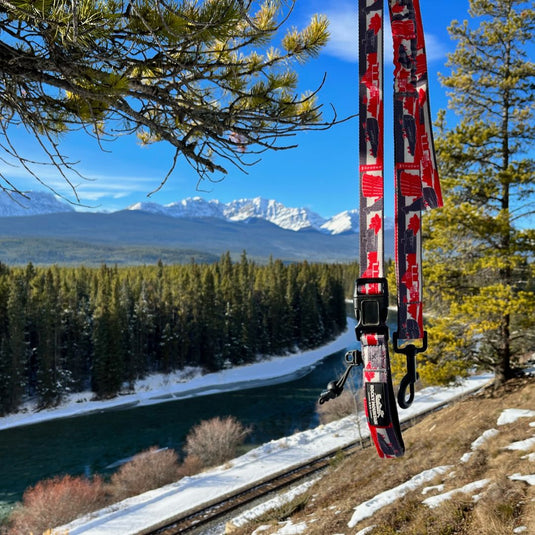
[228,376,535,535]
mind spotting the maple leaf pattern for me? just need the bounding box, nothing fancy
[364,362,375,382]
[370,13,382,34]
[408,214,420,235]
[370,213,382,234]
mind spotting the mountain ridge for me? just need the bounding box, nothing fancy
[0,192,397,264]
[127,196,356,234]
[0,210,393,264]
[0,191,397,235]
[0,190,75,217]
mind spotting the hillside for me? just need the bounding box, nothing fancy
[0,211,394,264]
[229,376,535,535]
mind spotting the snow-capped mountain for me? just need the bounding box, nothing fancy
[0,190,74,217]
[128,198,225,220]
[0,190,393,236]
[128,196,359,235]
[0,193,397,263]
[320,209,359,235]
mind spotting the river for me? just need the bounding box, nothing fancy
[0,337,363,509]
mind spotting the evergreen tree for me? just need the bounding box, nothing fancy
[91,268,123,397]
[264,258,291,354]
[0,259,349,411]
[60,270,93,391]
[159,274,181,372]
[285,263,302,348]
[33,269,63,407]
[0,270,28,414]
[296,262,323,349]
[424,0,535,386]
[199,267,223,370]
[318,266,347,337]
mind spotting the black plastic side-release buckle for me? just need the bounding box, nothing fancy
[354,277,389,339]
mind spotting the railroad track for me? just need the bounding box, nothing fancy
[142,381,491,535]
[149,445,357,535]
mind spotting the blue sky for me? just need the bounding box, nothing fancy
[5,0,473,218]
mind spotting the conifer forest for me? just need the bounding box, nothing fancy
[0,254,349,415]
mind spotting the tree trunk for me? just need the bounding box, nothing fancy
[494,312,512,388]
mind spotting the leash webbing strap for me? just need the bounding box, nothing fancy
[390,0,443,345]
[356,0,442,458]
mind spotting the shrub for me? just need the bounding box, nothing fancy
[183,416,251,469]
[316,389,358,424]
[8,474,106,535]
[177,454,204,478]
[109,447,180,501]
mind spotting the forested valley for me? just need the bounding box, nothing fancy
[0,254,353,416]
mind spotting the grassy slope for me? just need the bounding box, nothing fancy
[231,377,535,535]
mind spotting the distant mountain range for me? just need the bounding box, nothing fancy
[0,191,395,265]
[0,190,75,217]
[0,191,397,235]
[127,197,365,235]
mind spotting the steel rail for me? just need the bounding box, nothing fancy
[141,382,491,535]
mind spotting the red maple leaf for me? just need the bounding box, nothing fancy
[369,13,382,34]
[391,2,405,14]
[364,362,375,382]
[370,214,382,234]
[408,214,420,235]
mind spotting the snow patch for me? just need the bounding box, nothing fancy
[347,465,452,527]
[497,408,535,426]
[506,436,535,452]
[271,520,308,534]
[228,477,320,529]
[422,479,490,509]
[422,484,445,495]
[509,473,535,486]
[460,428,499,463]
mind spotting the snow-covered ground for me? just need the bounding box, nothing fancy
[53,373,500,535]
[0,319,359,432]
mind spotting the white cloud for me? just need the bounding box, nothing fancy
[0,161,161,205]
[322,4,445,64]
[322,4,359,62]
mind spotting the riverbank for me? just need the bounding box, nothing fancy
[0,318,358,432]
[54,372,499,535]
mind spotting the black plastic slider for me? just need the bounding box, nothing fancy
[318,350,362,405]
[354,277,389,339]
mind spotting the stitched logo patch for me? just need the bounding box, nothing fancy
[366,383,390,427]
